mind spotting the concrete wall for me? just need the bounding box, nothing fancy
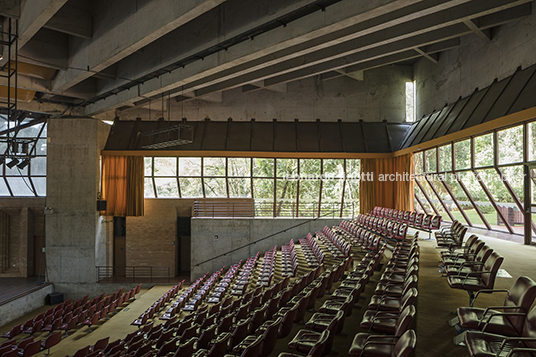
[190,217,343,279]
[415,10,536,119]
[46,118,111,297]
[0,284,53,327]
[120,65,413,123]
[0,197,45,277]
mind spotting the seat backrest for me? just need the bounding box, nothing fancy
[46,331,62,348]
[392,330,417,357]
[261,317,281,356]
[72,345,91,357]
[308,330,330,357]
[174,337,197,357]
[473,245,493,266]
[279,304,299,338]
[501,276,536,333]
[395,305,416,336]
[230,319,250,349]
[240,335,263,357]
[480,252,504,289]
[208,332,231,357]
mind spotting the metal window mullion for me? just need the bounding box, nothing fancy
[493,131,499,167]
[454,173,491,230]
[27,177,38,197]
[225,158,229,198]
[414,177,440,216]
[4,176,13,197]
[340,160,346,218]
[273,159,277,217]
[318,159,323,217]
[414,191,428,214]
[296,159,300,217]
[438,175,472,226]
[472,170,514,234]
[201,158,206,198]
[250,158,254,201]
[423,174,455,221]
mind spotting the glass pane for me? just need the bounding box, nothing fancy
[323,159,344,179]
[154,178,179,197]
[458,171,505,231]
[204,177,227,197]
[145,157,152,176]
[276,178,297,217]
[299,180,320,216]
[414,152,423,175]
[343,177,359,218]
[0,178,10,196]
[40,123,47,138]
[30,157,46,175]
[144,178,155,198]
[253,158,274,177]
[35,139,47,155]
[416,176,443,214]
[6,177,34,196]
[5,159,29,176]
[425,148,437,173]
[253,178,274,199]
[276,159,298,179]
[179,157,201,176]
[346,159,361,179]
[228,178,251,198]
[203,157,226,176]
[529,122,536,162]
[179,178,203,197]
[428,174,467,224]
[474,133,494,167]
[17,123,43,137]
[228,158,250,177]
[477,168,523,234]
[321,177,343,217]
[438,145,452,172]
[443,174,486,228]
[499,165,524,203]
[414,184,432,214]
[498,126,523,165]
[32,177,46,196]
[154,157,176,176]
[454,140,471,170]
[300,159,321,178]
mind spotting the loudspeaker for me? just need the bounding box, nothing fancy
[46,293,64,305]
[97,200,107,211]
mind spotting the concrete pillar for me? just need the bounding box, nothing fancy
[45,117,110,296]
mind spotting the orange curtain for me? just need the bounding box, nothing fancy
[101,156,144,216]
[360,154,414,213]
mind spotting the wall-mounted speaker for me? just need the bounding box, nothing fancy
[97,200,107,211]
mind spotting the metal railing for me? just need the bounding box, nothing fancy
[96,266,171,283]
[194,200,357,219]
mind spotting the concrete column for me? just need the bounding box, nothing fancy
[45,117,108,296]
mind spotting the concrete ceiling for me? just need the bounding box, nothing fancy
[0,0,532,118]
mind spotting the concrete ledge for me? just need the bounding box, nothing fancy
[0,284,54,327]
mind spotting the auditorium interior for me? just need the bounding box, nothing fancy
[1,0,536,356]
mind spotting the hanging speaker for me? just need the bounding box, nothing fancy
[97,200,107,211]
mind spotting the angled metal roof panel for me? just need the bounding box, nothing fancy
[340,122,366,152]
[274,122,297,152]
[364,122,390,153]
[227,121,252,151]
[296,122,320,152]
[318,122,343,152]
[422,104,452,143]
[508,64,536,114]
[250,122,274,151]
[445,88,487,135]
[461,77,510,130]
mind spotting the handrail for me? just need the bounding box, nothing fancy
[193,208,345,267]
[96,266,170,283]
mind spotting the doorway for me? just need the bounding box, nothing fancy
[176,216,191,276]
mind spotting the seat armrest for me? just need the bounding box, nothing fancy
[473,289,509,301]
[499,337,536,350]
[480,312,526,332]
[505,347,536,357]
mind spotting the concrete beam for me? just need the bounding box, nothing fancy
[15,100,80,115]
[43,3,92,39]
[0,0,20,19]
[84,0,430,114]
[52,0,227,93]
[17,32,68,70]
[0,0,68,66]
[196,91,222,103]
[463,19,491,42]
[413,47,439,63]
[335,69,364,81]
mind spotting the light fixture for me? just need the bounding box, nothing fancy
[7,158,19,168]
[17,159,30,169]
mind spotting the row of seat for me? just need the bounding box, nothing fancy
[436,220,467,251]
[207,261,242,304]
[299,233,324,267]
[370,206,442,237]
[438,233,505,306]
[349,234,419,356]
[132,282,184,327]
[230,253,260,296]
[281,239,298,277]
[353,214,409,242]
[316,226,352,258]
[257,246,277,287]
[185,269,225,311]
[336,219,383,251]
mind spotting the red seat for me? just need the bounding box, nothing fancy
[41,331,62,355]
[0,324,22,339]
[348,329,416,357]
[287,311,342,354]
[277,330,330,357]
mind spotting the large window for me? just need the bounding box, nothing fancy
[144,157,360,218]
[0,118,47,197]
[414,122,536,238]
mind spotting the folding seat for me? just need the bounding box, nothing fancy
[234,334,263,357]
[287,312,342,354]
[59,315,77,336]
[18,340,41,357]
[42,318,62,334]
[248,304,268,333]
[0,340,16,349]
[82,312,100,332]
[373,275,418,298]
[367,287,418,312]
[440,235,480,263]
[130,313,148,329]
[359,305,416,335]
[464,304,536,357]
[447,251,504,306]
[0,346,17,357]
[22,319,43,335]
[172,337,197,357]
[229,318,251,350]
[40,331,62,355]
[197,324,217,350]
[178,325,197,344]
[305,309,347,333]
[156,337,178,356]
[193,332,231,357]
[102,339,123,355]
[154,328,175,350]
[1,324,22,339]
[89,336,109,353]
[348,329,416,357]
[454,276,536,336]
[132,343,152,357]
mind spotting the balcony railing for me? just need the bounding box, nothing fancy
[96,266,171,283]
